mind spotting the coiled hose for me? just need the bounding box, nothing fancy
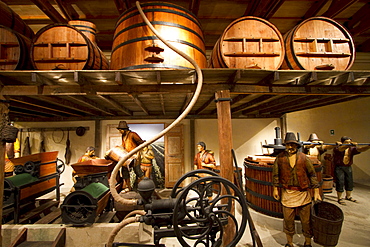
[107,1,204,246]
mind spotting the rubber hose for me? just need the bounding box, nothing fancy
[108,0,204,208]
[107,1,204,246]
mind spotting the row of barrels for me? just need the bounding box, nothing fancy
[1,1,355,71]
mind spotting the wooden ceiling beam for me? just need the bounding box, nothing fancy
[113,0,131,14]
[96,95,132,115]
[64,96,116,115]
[159,94,166,115]
[32,95,99,116]
[54,0,74,21]
[30,0,68,23]
[345,2,370,29]
[128,94,149,115]
[321,0,358,18]
[304,0,330,19]
[194,95,214,115]
[10,96,81,116]
[189,0,201,16]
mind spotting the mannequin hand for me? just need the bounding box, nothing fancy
[273,187,280,201]
[314,188,322,202]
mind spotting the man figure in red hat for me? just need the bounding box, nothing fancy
[273,132,321,247]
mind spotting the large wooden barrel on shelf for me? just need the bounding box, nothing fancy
[244,155,323,218]
[0,25,33,70]
[281,16,355,70]
[0,1,34,39]
[110,1,207,70]
[68,20,97,43]
[31,23,109,70]
[208,16,285,70]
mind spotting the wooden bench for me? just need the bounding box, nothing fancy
[9,227,66,247]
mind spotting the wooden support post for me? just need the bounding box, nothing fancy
[215,90,234,246]
[0,96,9,245]
[215,90,233,182]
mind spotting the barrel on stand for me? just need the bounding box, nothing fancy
[244,155,323,218]
[281,16,355,70]
[110,2,207,70]
[0,1,34,39]
[31,23,109,70]
[209,16,285,70]
[0,25,33,70]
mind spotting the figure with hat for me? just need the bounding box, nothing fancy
[303,133,334,161]
[272,132,321,247]
[333,136,370,205]
[111,121,145,192]
[193,141,217,173]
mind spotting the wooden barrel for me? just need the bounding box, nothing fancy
[31,23,109,70]
[244,155,323,218]
[0,25,33,70]
[209,16,285,70]
[0,1,34,39]
[105,146,136,167]
[281,17,355,70]
[110,2,207,70]
[322,174,333,194]
[68,20,97,43]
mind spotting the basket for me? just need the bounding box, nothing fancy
[311,201,344,246]
[0,125,19,143]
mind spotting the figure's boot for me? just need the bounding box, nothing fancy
[345,191,357,202]
[303,237,312,247]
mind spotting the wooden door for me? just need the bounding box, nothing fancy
[164,124,184,188]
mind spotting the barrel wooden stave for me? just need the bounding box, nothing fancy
[0,25,33,70]
[209,16,285,70]
[281,17,355,70]
[111,2,207,70]
[0,1,34,39]
[31,24,109,70]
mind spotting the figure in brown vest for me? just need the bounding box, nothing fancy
[272,132,321,247]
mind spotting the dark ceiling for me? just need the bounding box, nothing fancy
[1,0,370,122]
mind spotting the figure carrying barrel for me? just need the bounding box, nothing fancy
[272,132,321,247]
[105,121,145,192]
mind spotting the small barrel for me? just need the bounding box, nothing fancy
[110,2,207,70]
[68,20,97,43]
[0,25,33,70]
[105,146,135,167]
[209,16,285,70]
[0,1,34,39]
[244,155,322,218]
[281,16,355,70]
[312,201,343,246]
[322,174,333,194]
[31,23,109,70]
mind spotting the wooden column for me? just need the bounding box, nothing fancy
[215,90,233,182]
[0,96,9,245]
[215,90,234,246]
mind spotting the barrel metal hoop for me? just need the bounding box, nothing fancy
[245,176,272,186]
[117,6,201,29]
[113,21,205,43]
[112,36,206,57]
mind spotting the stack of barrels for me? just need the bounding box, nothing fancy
[0,1,356,71]
[0,1,108,71]
[209,16,355,71]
